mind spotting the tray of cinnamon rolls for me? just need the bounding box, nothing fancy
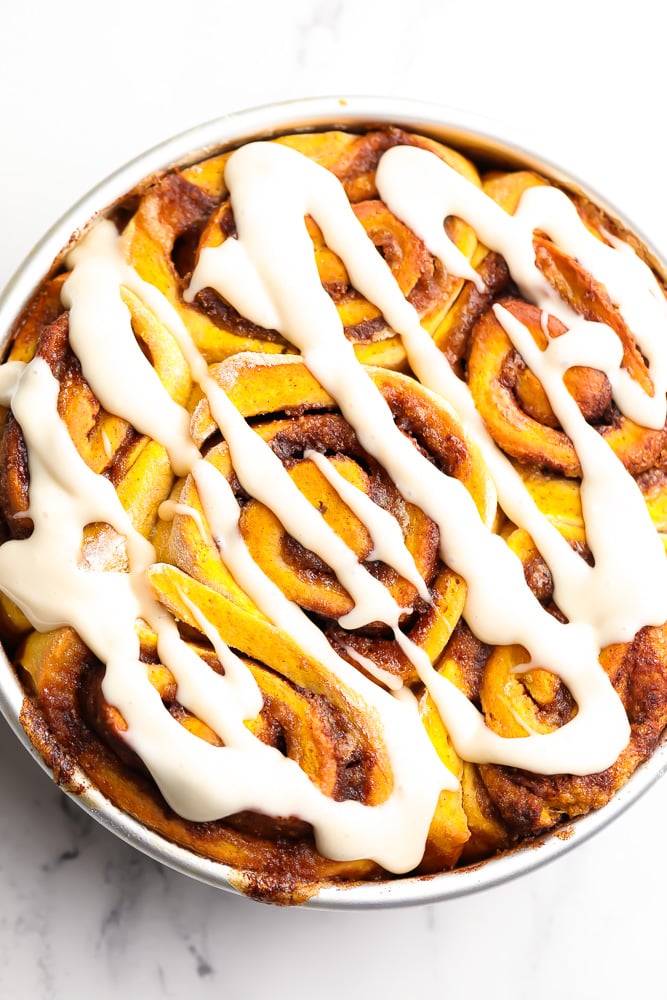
[0,97,666,906]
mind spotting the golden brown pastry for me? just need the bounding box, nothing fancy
[1,124,667,905]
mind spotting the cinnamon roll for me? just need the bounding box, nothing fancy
[1,119,667,904]
[124,127,479,370]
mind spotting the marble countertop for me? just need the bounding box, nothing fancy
[1,2,666,997]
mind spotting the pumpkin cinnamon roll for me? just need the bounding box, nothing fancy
[466,298,667,477]
[2,116,667,905]
[122,127,480,370]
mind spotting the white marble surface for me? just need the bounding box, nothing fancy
[1,1,666,997]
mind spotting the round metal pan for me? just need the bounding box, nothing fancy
[1,95,665,908]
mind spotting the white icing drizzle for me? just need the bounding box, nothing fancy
[495,304,667,643]
[100,426,113,461]
[187,139,667,771]
[0,360,28,405]
[303,447,430,604]
[0,359,153,636]
[61,224,199,477]
[158,499,209,545]
[377,145,667,429]
[100,229,409,634]
[373,145,667,642]
[341,643,405,692]
[198,361,407,632]
[2,131,667,870]
[0,220,454,872]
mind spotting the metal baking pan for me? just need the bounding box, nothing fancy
[0,95,665,908]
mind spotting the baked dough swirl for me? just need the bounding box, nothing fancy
[124,128,479,369]
[163,354,490,680]
[1,123,667,904]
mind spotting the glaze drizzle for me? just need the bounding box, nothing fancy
[1,131,666,871]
